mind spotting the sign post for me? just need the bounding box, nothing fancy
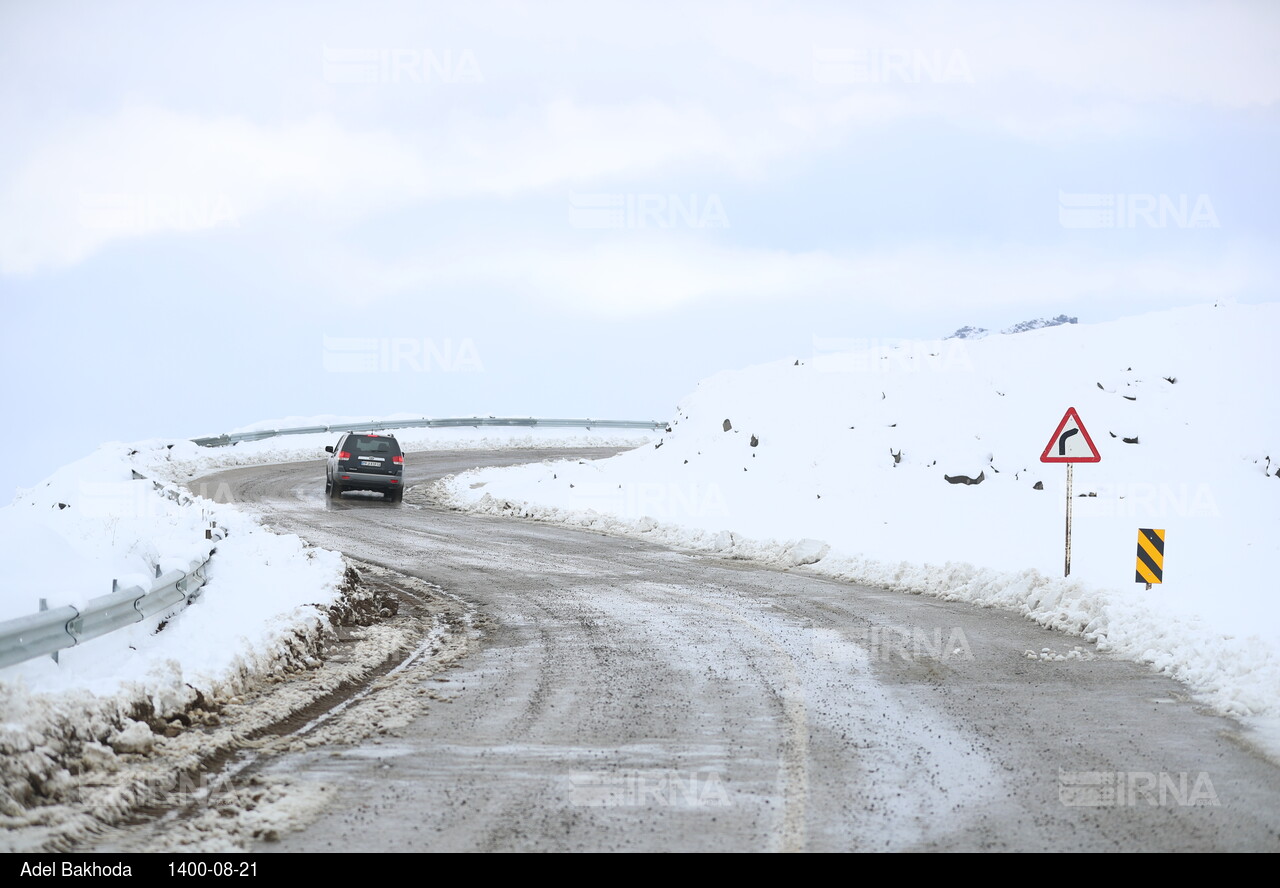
[1040,407,1101,577]
[1065,463,1073,576]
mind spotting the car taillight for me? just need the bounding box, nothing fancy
[393,455,404,464]
[338,451,351,459]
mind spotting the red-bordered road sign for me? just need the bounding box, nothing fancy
[1040,407,1101,463]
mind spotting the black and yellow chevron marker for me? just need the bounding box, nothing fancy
[1135,528,1166,584]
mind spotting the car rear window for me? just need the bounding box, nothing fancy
[348,436,401,456]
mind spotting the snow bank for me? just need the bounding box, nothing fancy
[0,443,345,692]
[0,441,346,828]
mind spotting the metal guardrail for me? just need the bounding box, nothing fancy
[0,474,228,670]
[0,537,223,670]
[191,417,668,447]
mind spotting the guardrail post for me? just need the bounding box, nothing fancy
[39,598,58,664]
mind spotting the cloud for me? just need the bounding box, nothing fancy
[304,235,1275,317]
[3,2,1276,275]
[697,1,1280,107]
[0,106,431,274]
[687,1,1280,142]
[0,99,781,275]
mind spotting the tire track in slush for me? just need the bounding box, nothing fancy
[661,585,810,852]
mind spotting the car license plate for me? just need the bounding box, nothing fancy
[360,460,381,467]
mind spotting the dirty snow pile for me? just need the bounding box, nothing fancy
[0,442,346,823]
[438,302,1280,752]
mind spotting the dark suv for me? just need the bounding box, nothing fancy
[325,432,405,502]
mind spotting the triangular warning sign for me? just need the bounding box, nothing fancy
[1040,407,1101,463]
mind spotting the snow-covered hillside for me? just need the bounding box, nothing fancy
[439,302,1280,749]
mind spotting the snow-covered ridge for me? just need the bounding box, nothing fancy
[437,301,1280,754]
[946,313,1079,340]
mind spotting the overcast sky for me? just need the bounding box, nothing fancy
[2,1,1277,498]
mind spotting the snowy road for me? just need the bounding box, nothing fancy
[189,448,1278,851]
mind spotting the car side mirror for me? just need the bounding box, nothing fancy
[324,446,334,453]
